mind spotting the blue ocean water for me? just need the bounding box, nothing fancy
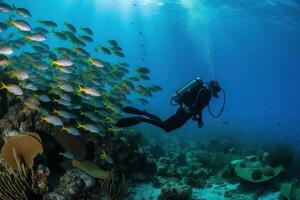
[7,0,300,146]
[1,1,300,199]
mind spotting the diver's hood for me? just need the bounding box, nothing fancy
[208,81,222,98]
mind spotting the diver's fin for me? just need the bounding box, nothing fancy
[115,117,142,127]
[123,106,143,115]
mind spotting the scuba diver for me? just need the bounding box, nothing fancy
[116,78,225,132]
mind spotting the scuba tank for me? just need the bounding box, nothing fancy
[171,77,203,105]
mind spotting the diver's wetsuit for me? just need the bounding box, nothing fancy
[138,86,212,132]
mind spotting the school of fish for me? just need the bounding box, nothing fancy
[0,1,162,142]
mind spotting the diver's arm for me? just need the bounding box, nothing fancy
[197,109,204,128]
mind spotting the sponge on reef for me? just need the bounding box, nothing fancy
[234,164,283,183]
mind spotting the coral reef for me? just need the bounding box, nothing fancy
[0,69,299,200]
[0,90,149,199]
[44,169,96,200]
[158,182,192,200]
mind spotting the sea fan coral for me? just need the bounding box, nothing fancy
[0,151,44,200]
[100,169,128,200]
[1,132,43,171]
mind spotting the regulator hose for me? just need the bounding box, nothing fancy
[170,97,179,106]
[208,89,226,118]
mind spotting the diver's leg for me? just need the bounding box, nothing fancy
[116,117,142,127]
[123,106,162,121]
[160,108,191,132]
[141,108,191,132]
[141,111,162,121]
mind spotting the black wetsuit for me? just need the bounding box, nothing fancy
[140,86,212,132]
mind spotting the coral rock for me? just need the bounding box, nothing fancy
[158,182,192,200]
[45,169,95,200]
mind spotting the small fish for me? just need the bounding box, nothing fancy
[77,123,100,134]
[59,152,75,160]
[88,57,104,68]
[136,66,150,74]
[33,27,49,34]
[34,63,48,71]
[62,126,80,136]
[52,31,68,40]
[78,86,101,97]
[0,82,23,96]
[99,47,111,55]
[51,58,73,67]
[38,94,51,102]
[148,85,162,92]
[53,109,75,119]
[64,22,77,33]
[24,97,40,110]
[81,27,93,35]
[57,66,73,74]
[0,22,8,33]
[139,74,150,81]
[9,19,31,31]
[73,48,89,57]
[0,3,12,13]
[0,55,9,66]
[69,104,82,110]
[0,43,13,55]
[38,20,57,27]
[54,74,72,81]
[80,111,100,122]
[59,93,71,101]
[10,70,29,80]
[128,76,140,82]
[25,33,46,42]
[16,7,31,18]
[57,82,74,92]
[53,98,72,107]
[71,38,86,47]
[79,35,93,43]
[111,46,122,51]
[112,51,125,58]
[137,98,149,105]
[41,115,63,126]
[100,151,114,164]
[23,83,38,91]
[108,40,118,47]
